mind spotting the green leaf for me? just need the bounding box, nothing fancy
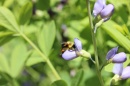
[3,0,14,7]
[0,31,14,37]
[71,69,84,86]
[38,21,56,56]
[51,80,68,86]
[60,71,71,86]
[104,63,114,72]
[0,53,10,75]
[0,7,19,31]
[10,41,28,78]
[0,0,4,6]
[102,20,130,52]
[36,0,50,10]
[26,50,45,66]
[0,35,14,46]
[18,2,32,25]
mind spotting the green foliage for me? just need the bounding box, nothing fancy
[37,21,56,56]
[102,21,130,52]
[0,75,8,85]
[36,0,50,10]
[51,80,68,86]
[10,41,28,78]
[26,50,45,66]
[0,53,10,75]
[0,7,19,31]
[18,2,32,25]
[71,69,84,86]
[0,0,129,86]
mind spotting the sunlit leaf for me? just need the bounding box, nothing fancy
[104,63,114,72]
[3,0,14,7]
[0,53,10,75]
[26,50,45,66]
[10,41,28,78]
[18,2,32,25]
[0,7,19,31]
[38,21,56,56]
[0,31,13,37]
[102,20,130,52]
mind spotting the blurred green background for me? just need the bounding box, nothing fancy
[0,0,130,86]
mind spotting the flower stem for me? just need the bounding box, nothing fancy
[19,32,61,80]
[86,0,104,86]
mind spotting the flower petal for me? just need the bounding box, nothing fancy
[106,47,118,60]
[100,4,114,19]
[93,0,106,17]
[62,50,77,60]
[121,66,130,79]
[112,52,127,63]
[113,63,123,76]
[74,38,82,51]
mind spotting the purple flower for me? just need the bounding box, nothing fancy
[62,38,82,60]
[106,47,127,63]
[100,4,114,21]
[121,66,130,79]
[93,0,106,17]
[74,38,82,51]
[112,52,127,63]
[113,63,123,76]
[106,47,118,60]
[113,64,130,80]
[62,50,78,60]
[92,0,114,21]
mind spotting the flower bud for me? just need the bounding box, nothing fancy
[100,4,114,21]
[80,50,91,59]
[62,50,78,60]
[106,47,118,60]
[112,52,127,63]
[121,66,130,79]
[93,0,106,17]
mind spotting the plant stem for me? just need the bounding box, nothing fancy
[19,32,61,80]
[86,0,104,86]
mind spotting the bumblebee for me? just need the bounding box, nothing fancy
[61,41,75,54]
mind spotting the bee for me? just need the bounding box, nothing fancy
[61,41,75,54]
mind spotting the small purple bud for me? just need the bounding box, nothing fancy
[93,0,106,17]
[121,66,130,79]
[74,38,82,51]
[62,50,78,60]
[100,4,114,20]
[113,63,123,76]
[106,47,118,60]
[112,52,127,63]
